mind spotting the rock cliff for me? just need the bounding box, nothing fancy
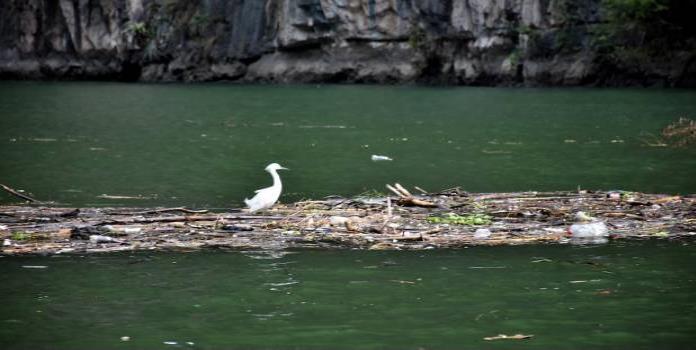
[1,0,694,86]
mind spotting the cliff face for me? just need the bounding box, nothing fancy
[1,0,694,86]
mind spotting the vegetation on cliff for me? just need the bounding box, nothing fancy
[594,0,696,85]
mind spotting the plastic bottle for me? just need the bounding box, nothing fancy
[568,222,608,238]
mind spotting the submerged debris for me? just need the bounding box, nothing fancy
[662,117,696,147]
[1,189,695,255]
[641,117,696,147]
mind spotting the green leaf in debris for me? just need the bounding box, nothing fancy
[654,231,669,237]
[11,232,30,241]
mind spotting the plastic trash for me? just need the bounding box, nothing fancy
[371,155,393,161]
[474,228,492,239]
[89,235,119,243]
[104,225,141,234]
[3,239,10,246]
[568,222,608,238]
[329,216,349,226]
[574,211,595,222]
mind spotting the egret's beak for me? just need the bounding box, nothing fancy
[280,167,289,170]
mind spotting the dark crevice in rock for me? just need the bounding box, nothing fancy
[120,60,142,82]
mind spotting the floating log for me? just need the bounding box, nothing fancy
[1,184,40,203]
[1,190,695,255]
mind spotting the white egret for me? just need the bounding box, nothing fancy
[244,163,289,213]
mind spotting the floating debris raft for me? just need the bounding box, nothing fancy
[1,189,695,255]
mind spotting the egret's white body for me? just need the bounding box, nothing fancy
[244,163,288,213]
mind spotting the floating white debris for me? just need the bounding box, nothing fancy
[574,211,595,222]
[607,192,621,200]
[569,222,608,238]
[542,228,566,234]
[0,224,8,231]
[89,235,119,243]
[329,216,349,226]
[569,279,601,284]
[371,155,393,161]
[22,265,48,269]
[120,336,130,342]
[3,239,11,246]
[31,138,57,142]
[298,125,347,129]
[468,266,506,269]
[265,281,299,287]
[473,228,491,239]
[163,341,178,345]
[104,226,141,234]
[97,194,155,200]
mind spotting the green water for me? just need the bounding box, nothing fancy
[0,241,694,349]
[1,82,695,207]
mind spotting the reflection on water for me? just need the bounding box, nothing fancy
[0,241,694,349]
[243,250,300,321]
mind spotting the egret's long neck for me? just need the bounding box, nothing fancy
[269,169,282,189]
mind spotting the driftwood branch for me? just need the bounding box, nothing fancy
[98,214,285,225]
[414,186,429,195]
[386,183,438,208]
[386,184,405,198]
[395,183,412,197]
[129,207,209,215]
[1,184,39,203]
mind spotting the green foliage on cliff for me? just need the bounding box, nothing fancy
[602,0,667,22]
[601,0,696,41]
[126,21,154,49]
[597,0,696,75]
[408,23,426,51]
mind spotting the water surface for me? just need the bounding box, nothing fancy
[1,82,695,207]
[0,241,694,349]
